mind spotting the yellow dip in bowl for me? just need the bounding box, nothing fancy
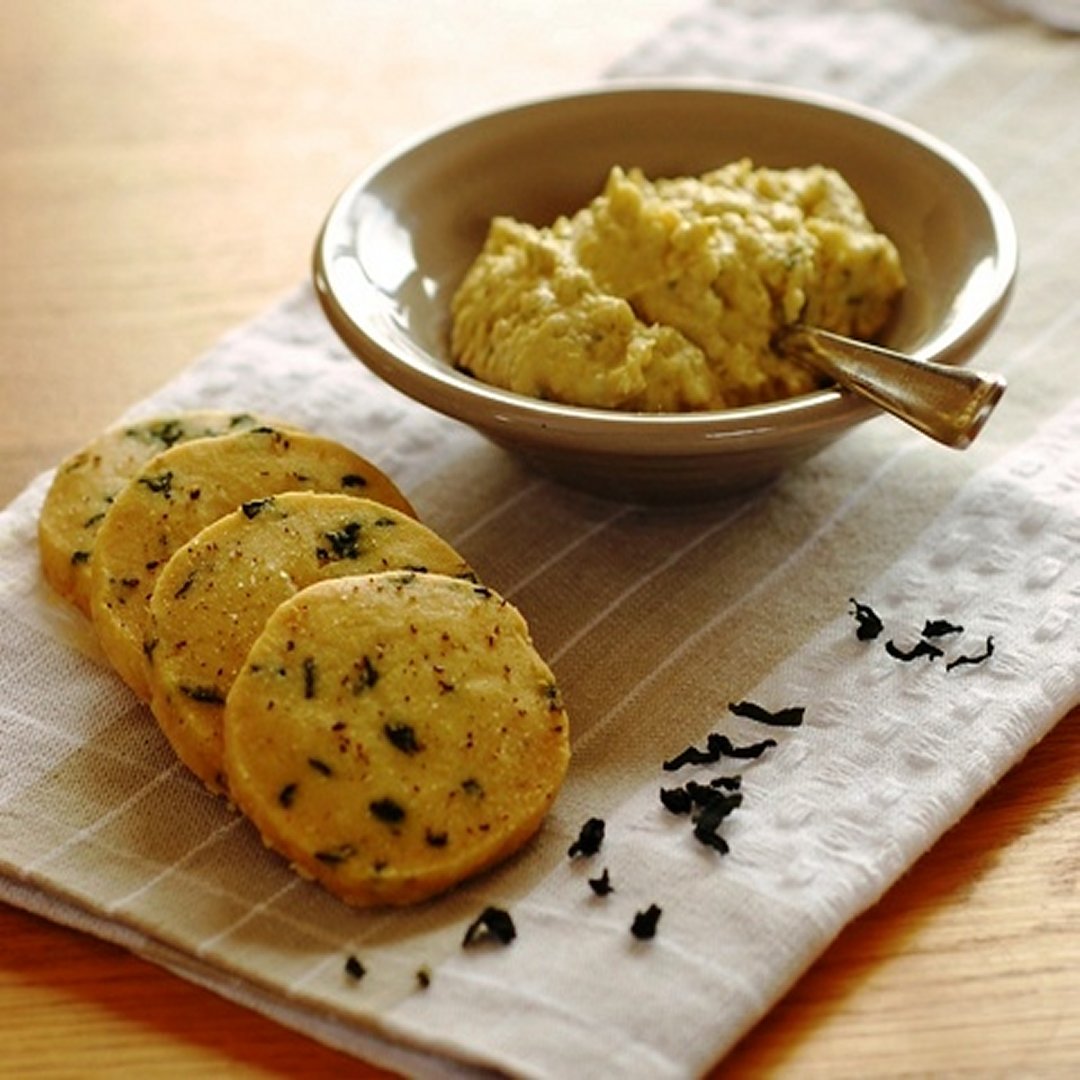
[451,160,904,413]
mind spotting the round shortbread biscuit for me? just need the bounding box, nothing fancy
[90,426,413,701]
[149,493,475,794]
[38,411,271,615]
[224,572,571,907]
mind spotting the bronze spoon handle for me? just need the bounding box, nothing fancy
[776,325,1007,449]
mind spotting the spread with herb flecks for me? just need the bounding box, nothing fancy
[451,160,905,412]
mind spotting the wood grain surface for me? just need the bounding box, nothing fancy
[1,3,1077,1076]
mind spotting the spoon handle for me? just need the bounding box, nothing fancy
[777,325,1007,449]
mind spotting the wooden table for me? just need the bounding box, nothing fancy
[2,3,1077,1075]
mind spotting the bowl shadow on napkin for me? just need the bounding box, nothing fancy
[721,710,1080,1075]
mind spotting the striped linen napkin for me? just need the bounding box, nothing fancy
[2,2,1078,1076]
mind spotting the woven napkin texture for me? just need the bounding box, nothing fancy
[2,2,1079,1077]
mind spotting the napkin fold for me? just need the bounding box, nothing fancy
[3,3,1079,1077]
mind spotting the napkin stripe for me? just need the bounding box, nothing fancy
[547,494,764,665]
[504,503,636,597]
[109,813,250,918]
[23,761,188,876]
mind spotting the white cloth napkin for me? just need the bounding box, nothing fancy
[2,3,1079,1077]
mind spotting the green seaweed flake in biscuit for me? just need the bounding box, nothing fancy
[149,493,475,794]
[38,410,274,616]
[224,572,571,907]
[89,426,414,701]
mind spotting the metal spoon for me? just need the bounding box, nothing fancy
[775,324,1007,449]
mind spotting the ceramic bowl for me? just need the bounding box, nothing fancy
[312,82,1017,502]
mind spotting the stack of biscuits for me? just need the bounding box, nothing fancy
[38,412,570,907]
